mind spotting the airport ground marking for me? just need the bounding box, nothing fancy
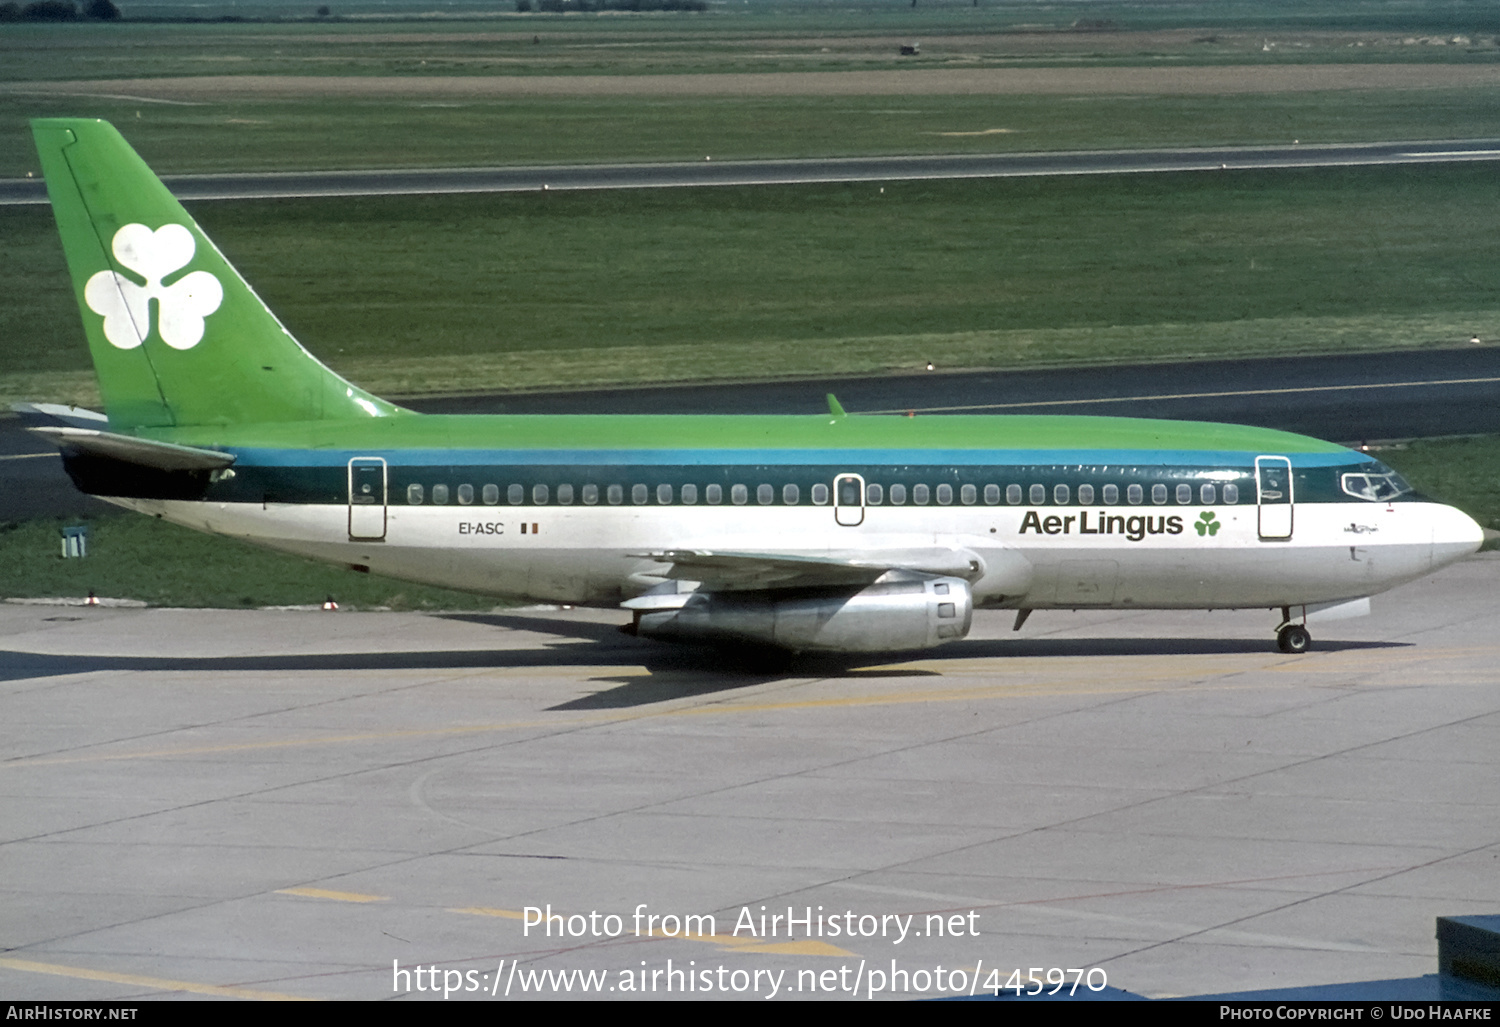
[0,665,1210,768]
[1099,834,1500,970]
[276,886,389,903]
[450,906,853,955]
[446,868,1408,962]
[661,662,1302,717]
[838,860,1420,914]
[0,956,315,1000]
[701,936,853,956]
[0,713,604,769]
[452,906,529,920]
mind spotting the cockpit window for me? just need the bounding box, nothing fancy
[1341,471,1412,502]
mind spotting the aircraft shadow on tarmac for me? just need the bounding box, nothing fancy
[549,637,1410,710]
[2,610,1409,709]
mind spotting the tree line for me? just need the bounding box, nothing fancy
[1,0,121,19]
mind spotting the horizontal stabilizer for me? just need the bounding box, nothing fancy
[11,401,109,430]
[632,547,986,592]
[28,425,235,472]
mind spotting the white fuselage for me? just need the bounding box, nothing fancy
[121,494,1483,612]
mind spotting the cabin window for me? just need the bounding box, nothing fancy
[632,484,648,505]
[657,484,673,505]
[1029,484,1045,505]
[407,484,424,505]
[1224,483,1239,505]
[432,484,450,505]
[890,484,907,505]
[961,484,976,505]
[936,483,953,505]
[1127,484,1143,505]
[607,485,623,505]
[457,484,474,505]
[1103,484,1119,505]
[731,484,748,505]
[582,484,599,505]
[1200,484,1216,505]
[1077,484,1094,505]
[508,484,524,505]
[681,484,698,505]
[1054,484,1070,505]
[758,484,774,505]
[534,484,549,505]
[1006,484,1022,505]
[707,483,723,505]
[811,483,829,505]
[913,484,930,506]
[482,484,499,505]
[867,483,883,505]
[1176,483,1192,504]
[1152,484,1168,505]
[783,483,800,505]
[558,484,574,505]
[984,484,1000,505]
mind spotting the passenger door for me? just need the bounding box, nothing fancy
[348,457,387,541]
[1255,456,1293,540]
[834,472,865,527]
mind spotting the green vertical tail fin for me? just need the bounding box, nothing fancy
[32,118,405,429]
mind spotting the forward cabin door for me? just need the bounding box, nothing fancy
[834,473,865,526]
[348,457,388,541]
[1255,455,1293,540]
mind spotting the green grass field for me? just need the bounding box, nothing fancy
[6,89,1500,179]
[0,514,499,608]
[5,164,1497,406]
[53,0,1500,29]
[1384,435,1500,534]
[3,1,1497,86]
[3,0,1500,178]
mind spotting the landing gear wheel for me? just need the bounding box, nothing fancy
[1277,624,1312,654]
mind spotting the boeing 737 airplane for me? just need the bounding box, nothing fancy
[18,119,1485,654]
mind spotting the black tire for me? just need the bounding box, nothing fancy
[1277,624,1312,654]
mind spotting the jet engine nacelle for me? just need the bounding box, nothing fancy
[632,576,974,653]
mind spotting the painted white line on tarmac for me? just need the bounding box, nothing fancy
[874,375,1500,415]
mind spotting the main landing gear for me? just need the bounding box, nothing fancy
[1274,606,1312,654]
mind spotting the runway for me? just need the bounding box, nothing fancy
[3,554,1498,1000]
[3,139,1500,204]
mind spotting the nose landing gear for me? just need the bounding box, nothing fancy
[1275,606,1312,653]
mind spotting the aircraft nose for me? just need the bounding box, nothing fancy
[1431,503,1485,569]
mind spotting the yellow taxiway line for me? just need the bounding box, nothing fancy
[0,956,314,1000]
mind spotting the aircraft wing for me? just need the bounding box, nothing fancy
[629,547,986,593]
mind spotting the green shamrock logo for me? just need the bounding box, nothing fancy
[1195,511,1221,537]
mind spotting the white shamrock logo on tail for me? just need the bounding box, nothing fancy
[84,224,223,350]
